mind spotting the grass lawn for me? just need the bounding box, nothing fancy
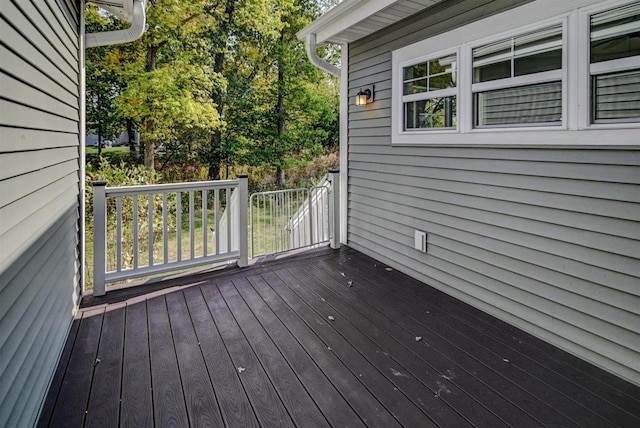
[86,146,129,155]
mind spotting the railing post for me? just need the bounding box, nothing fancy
[92,181,107,296]
[237,174,249,267]
[328,169,340,249]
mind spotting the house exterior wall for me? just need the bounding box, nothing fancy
[0,0,82,426]
[347,0,640,385]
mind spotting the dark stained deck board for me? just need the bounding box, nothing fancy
[165,291,225,427]
[147,295,189,427]
[292,263,524,427]
[39,246,640,428]
[312,258,591,428]
[200,284,297,428]
[36,317,79,428]
[85,306,125,428]
[332,251,640,426]
[307,260,569,427]
[182,286,261,428]
[344,249,640,407]
[344,268,621,427]
[274,267,475,426]
[217,280,330,427]
[48,308,104,428]
[245,274,403,428]
[259,270,438,427]
[119,301,153,428]
[338,251,640,418]
[230,276,367,428]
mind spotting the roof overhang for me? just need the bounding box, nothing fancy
[297,0,444,45]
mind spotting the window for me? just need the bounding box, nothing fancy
[472,24,564,127]
[590,3,640,123]
[390,0,639,146]
[401,53,457,130]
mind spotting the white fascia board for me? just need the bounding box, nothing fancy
[297,0,401,44]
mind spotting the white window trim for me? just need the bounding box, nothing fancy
[390,0,640,146]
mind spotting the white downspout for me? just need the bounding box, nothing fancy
[86,0,146,48]
[305,33,341,78]
[303,32,347,244]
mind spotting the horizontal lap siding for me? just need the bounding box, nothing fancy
[0,0,80,426]
[347,0,640,385]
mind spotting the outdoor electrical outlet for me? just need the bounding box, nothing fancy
[414,230,427,252]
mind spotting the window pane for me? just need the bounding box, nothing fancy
[405,97,457,130]
[404,78,427,95]
[591,4,640,63]
[404,63,427,80]
[514,49,562,76]
[403,54,456,95]
[474,61,511,83]
[475,81,562,126]
[473,24,562,82]
[593,70,640,121]
[430,73,455,90]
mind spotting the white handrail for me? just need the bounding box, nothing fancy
[92,176,248,296]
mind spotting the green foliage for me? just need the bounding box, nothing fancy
[86,0,340,181]
[117,61,223,142]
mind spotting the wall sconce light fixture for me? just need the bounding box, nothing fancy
[355,85,374,106]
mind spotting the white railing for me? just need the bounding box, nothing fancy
[287,177,330,249]
[92,175,248,296]
[249,169,339,258]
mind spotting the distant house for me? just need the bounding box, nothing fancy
[0,0,145,426]
[299,0,640,386]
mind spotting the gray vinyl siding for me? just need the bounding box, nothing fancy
[347,0,640,385]
[0,0,81,426]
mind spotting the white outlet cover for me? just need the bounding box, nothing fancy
[414,230,427,252]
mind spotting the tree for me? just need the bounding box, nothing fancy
[85,6,126,157]
[114,0,224,172]
[86,0,340,182]
[224,0,339,186]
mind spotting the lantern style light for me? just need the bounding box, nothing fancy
[355,85,374,106]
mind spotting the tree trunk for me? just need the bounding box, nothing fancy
[207,2,235,181]
[143,45,160,172]
[275,31,286,187]
[97,92,103,158]
[127,118,136,162]
[276,166,285,187]
[207,49,225,180]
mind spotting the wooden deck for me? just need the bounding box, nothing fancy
[38,247,640,427]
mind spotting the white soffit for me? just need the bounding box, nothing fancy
[298,0,444,44]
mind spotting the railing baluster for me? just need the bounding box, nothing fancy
[226,188,231,253]
[202,189,208,257]
[133,196,139,270]
[189,190,195,259]
[176,192,182,262]
[297,190,302,248]
[116,196,122,272]
[215,188,220,255]
[308,189,314,245]
[148,193,153,267]
[163,192,168,264]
